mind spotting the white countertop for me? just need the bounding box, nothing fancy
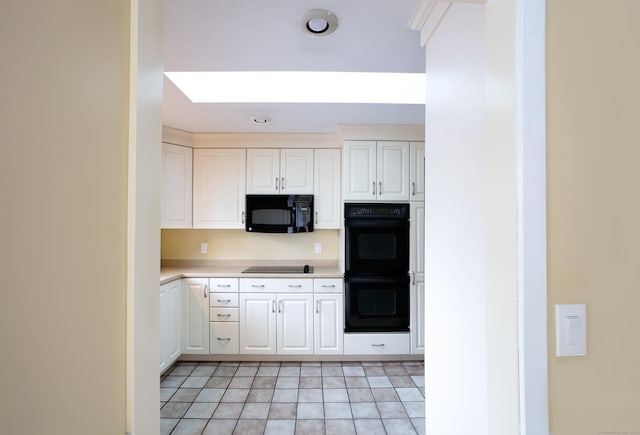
[160,260,343,284]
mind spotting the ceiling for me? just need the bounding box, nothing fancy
[163,0,425,134]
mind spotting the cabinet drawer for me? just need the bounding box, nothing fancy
[210,277,238,292]
[313,278,343,293]
[209,307,239,322]
[210,322,239,354]
[210,292,239,307]
[240,278,312,293]
[344,333,410,355]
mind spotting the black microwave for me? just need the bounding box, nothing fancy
[245,195,314,233]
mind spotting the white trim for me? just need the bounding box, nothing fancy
[516,0,549,433]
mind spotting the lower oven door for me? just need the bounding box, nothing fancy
[344,274,410,333]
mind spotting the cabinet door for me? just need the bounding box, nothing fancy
[277,294,313,354]
[239,293,276,354]
[246,149,280,194]
[411,280,425,354]
[314,293,344,354]
[280,149,313,194]
[343,141,377,200]
[167,280,182,363]
[313,149,341,229]
[410,202,425,275]
[410,142,425,201]
[159,283,168,372]
[377,141,410,200]
[182,278,210,354]
[161,143,192,228]
[193,148,246,228]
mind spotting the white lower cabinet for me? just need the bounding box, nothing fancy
[344,333,410,355]
[239,278,315,355]
[182,278,210,354]
[410,280,425,354]
[160,279,181,373]
[314,293,344,354]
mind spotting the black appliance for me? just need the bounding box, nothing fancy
[344,203,410,332]
[245,195,313,233]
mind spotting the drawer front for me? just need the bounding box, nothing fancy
[210,277,239,292]
[344,333,410,355]
[210,292,239,307]
[240,278,312,293]
[313,278,344,293]
[209,307,239,322]
[210,322,239,354]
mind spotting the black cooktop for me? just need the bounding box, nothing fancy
[242,265,313,274]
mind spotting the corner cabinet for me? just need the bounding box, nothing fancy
[182,278,210,354]
[313,149,341,229]
[343,141,410,201]
[410,202,425,354]
[160,279,182,373]
[246,148,313,194]
[193,148,247,229]
[161,143,192,228]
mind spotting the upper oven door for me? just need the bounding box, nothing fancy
[345,214,409,275]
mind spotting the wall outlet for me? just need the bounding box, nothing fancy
[200,242,208,254]
[314,242,322,254]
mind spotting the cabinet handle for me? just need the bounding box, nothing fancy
[281,177,285,189]
[275,177,279,190]
[251,284,265,288]
[412,272,415,285]
[316,300,320,314]
[315,211,318,225]
[379,182,382,195]
[217,299,231,303]
[203,284,208,298]
[288,284,302,288]
[217,313,231,318]
[371,343,386,347]
[278,300,283,313]
[241,211,245,224]
[372,181,376,195]
[272,300,276,313]
[216,284,231,288]
[321,284,335,288]
[216,337,231,341]
[412,182,416,196]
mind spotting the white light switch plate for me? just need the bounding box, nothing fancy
[555,304,587,357]
[200,242,208,254]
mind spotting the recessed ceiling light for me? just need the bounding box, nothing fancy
[251,115,272,125]
[302,9,338,36]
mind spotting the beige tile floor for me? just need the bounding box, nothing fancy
[161,360,425,435]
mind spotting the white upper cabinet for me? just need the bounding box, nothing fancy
[193,148,246,228]
[343,141,410,201]
[410,141,425,201]
[161,143,192,228]
[247,148,313,194]
[313,148,341,229]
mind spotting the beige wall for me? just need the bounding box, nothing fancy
[162,229,340,261]
[547,1,640,434]
[0,2,131,434]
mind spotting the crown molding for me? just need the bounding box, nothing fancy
[409,0,487,46]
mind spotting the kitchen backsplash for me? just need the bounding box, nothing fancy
[161,229,339,261]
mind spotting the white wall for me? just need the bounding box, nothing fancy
[424,1,526,433]
[424,4,489,433]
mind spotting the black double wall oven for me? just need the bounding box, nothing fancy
[344,203,410,333]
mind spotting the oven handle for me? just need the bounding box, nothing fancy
[344,219,408,228]
[344,274,410,285]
